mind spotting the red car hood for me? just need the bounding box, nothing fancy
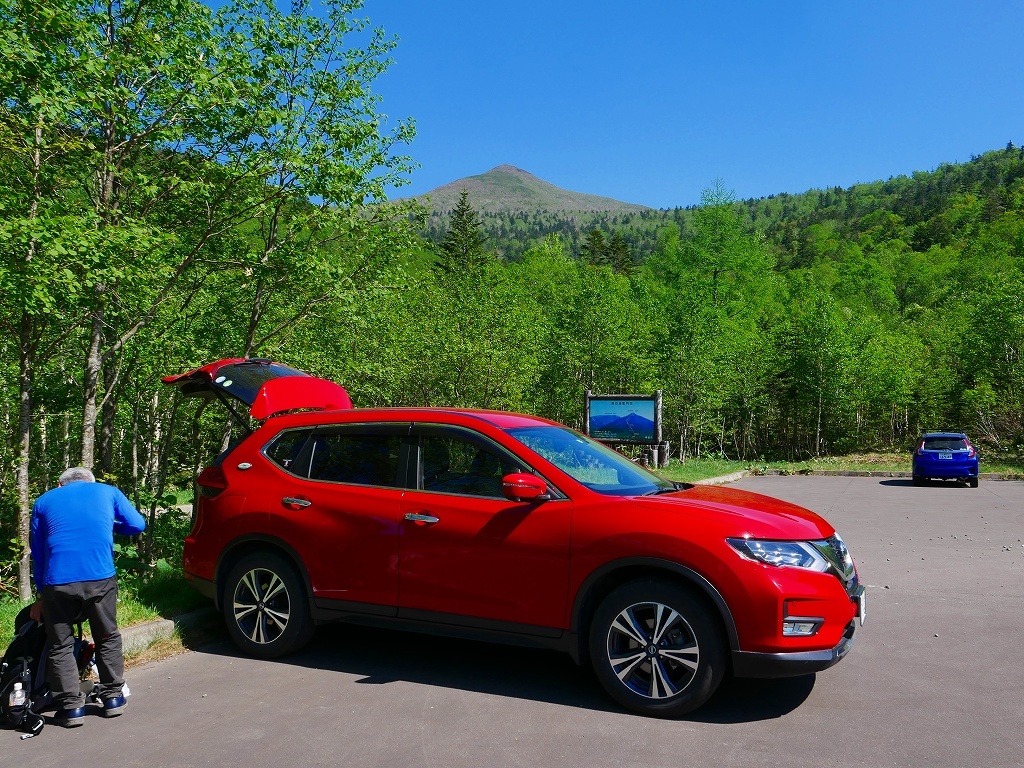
[631,484,834,540]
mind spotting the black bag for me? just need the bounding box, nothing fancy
[1,606,96,737]
[1,608,47,736]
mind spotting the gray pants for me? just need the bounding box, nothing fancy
[41,576,124,709]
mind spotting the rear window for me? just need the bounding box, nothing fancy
[212,361,307,403]
[922,437,968,451]
[308,432,402,487]
[265,428,315,474]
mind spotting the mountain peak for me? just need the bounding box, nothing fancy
[413,166,649,214]
[488,164,529,174]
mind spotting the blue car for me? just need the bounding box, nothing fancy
[912,432,979,487]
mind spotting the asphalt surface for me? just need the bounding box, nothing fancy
[8,476,1024,767]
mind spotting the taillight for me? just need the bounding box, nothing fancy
[967,443,977,458]
[197,465,228,498]
[915,441,925,456]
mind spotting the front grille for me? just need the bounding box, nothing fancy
[814,535,858,594]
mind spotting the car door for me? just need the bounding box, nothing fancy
[266,423,409,612]
[398,425,571,633]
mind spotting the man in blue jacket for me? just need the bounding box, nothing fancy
[29,467,147,728]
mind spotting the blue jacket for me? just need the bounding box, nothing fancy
[30,480,147,587]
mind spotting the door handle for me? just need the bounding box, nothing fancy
[404,512,440,525]
[282,497,312,510]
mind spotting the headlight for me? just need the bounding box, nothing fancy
[726,538,830,572]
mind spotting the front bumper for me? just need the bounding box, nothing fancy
[732,585,865,679]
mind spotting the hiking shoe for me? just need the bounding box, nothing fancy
[103,695,127,717]
[54,706,85,727]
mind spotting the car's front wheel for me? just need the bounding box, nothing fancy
[589,579,726,717]
[223,552,314,658]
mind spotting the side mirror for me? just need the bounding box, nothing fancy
[502,472,548,502]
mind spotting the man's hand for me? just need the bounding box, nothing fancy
[29,599,43,623]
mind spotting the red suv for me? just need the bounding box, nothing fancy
[165,359,865,717]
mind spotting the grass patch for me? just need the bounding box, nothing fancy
[126,568,208,618]
[0,599,25,651]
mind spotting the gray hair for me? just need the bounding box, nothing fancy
[59,466,96,486]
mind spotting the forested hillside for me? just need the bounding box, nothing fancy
[1,0,1022,601]
[420,146,1024,265]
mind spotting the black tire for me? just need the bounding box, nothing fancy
[969,476,979,488]
[223,552,314,658]
[588,579,726,717]
[912,475,924,486]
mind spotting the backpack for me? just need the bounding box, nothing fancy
[1,606,95,737]
[1,608,47,736]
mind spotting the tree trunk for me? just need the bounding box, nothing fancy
[39,407,49,489]
[144,394,182,561]
[61,412,70,471]
[16,314,35,601]
[144,393,161,490]
[99,353,118,476]
[80,300,105,469]
[815,386,823,457]
[131,392,141,509]
[15,120,44,601]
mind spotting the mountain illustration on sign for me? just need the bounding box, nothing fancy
[591,412,655,438]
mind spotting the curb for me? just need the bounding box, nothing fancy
[692,470,749,486]
[749,470,1018,480]
[114,605,218,657]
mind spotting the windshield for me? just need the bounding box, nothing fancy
[505,426,676,496]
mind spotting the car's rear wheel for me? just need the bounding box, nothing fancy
[223,552,314,658]
[969,476,979,488]
[588,579,726,717]
[912,475,924,486]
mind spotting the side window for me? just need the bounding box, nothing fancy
[264,429,314,475]
[419,433,524,498]
[308,432,402,487]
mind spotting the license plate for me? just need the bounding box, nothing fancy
[938,452,952,459]
[856,590,867,626]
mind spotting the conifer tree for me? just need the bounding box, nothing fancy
[582,228,610,266]
[608,231,635,275]
[437,189,489,272]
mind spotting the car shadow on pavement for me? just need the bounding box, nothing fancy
[199,623,813,722]
[878,478,969,488]
[691,674,815,723]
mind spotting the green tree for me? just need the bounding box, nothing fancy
[608,231,634,275]
[0,0,414,597]
[581,228,609,267]
[436,189,489,273]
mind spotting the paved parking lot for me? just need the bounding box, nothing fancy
[9,476,1024,767]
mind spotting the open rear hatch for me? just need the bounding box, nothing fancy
[162,358,352,427]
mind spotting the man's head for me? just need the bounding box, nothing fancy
[59,467,96,486]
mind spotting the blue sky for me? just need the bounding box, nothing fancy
[366,0,1024,209]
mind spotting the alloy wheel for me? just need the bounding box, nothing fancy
[232,567,291,645]
[605,600,701,699]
